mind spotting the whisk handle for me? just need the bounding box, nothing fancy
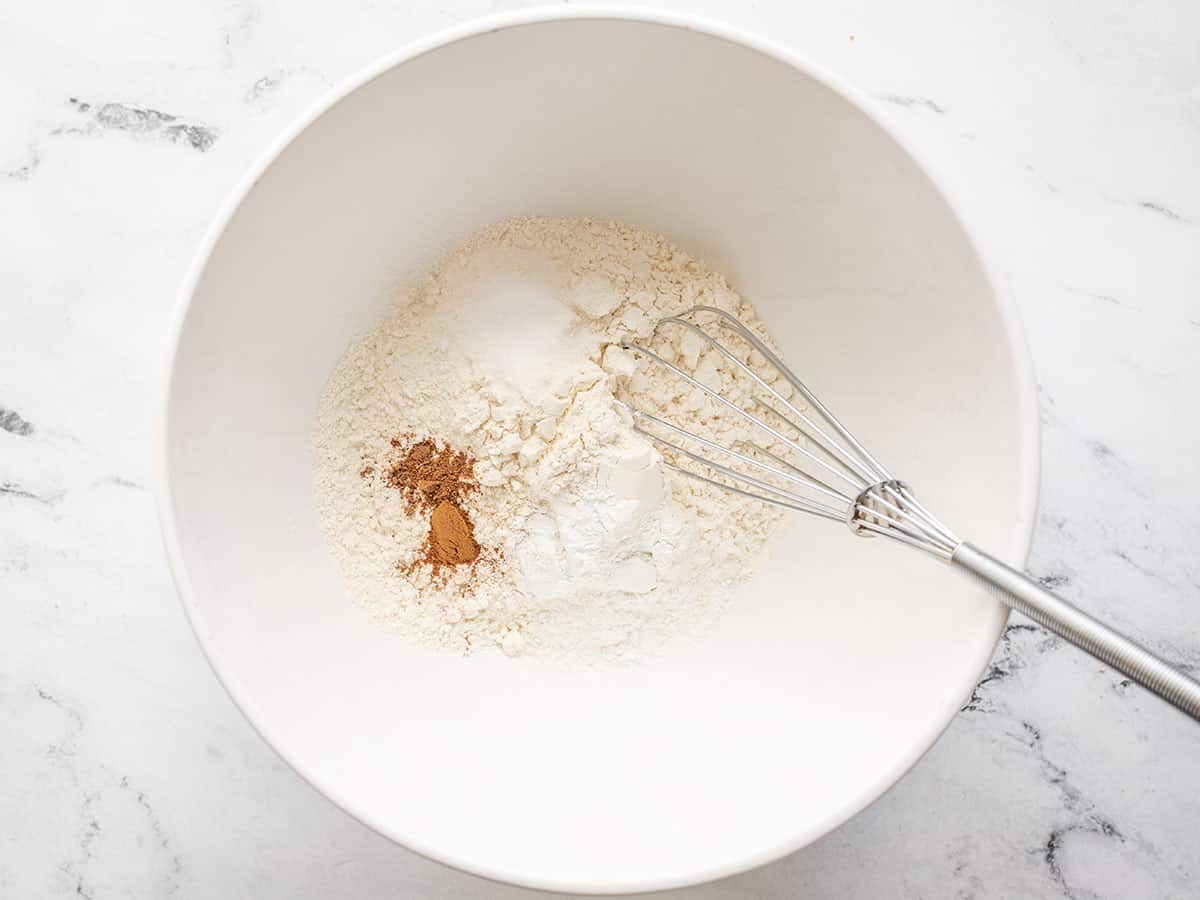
[952,542,1200,722]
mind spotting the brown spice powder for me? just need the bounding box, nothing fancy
[427,501,480,567]
[370,437,482,574]
[385,438,475,514]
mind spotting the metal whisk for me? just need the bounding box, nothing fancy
[622,305,1200,722]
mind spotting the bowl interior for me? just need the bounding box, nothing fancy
[162,16,1035,893]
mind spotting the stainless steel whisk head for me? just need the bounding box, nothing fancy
[620,305,1200,722]
[620,305,961,559]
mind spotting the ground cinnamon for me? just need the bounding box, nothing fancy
[427,501,480,566]
[371,436,482,573]
[385,438,474,513]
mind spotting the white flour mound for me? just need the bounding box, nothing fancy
[313,217,789,660]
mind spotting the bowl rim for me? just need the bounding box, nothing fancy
[154,6,1041,894]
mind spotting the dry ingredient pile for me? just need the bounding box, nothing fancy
[314,217,791,659]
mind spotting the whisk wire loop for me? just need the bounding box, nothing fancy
[620,304,949,556]
[656,315,879,487]
[696,305,893,481]
[619,340,861,493]
[632,411,851,508]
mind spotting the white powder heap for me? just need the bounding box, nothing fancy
[314,217,789,659]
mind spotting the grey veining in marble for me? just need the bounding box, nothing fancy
[2,1,1198,897]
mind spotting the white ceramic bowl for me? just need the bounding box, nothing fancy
[157,9,1039,894]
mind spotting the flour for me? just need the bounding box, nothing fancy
[313,217,789,659]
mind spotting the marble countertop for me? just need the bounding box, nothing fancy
[3,1,1198,897]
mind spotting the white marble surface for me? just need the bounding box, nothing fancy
[3,1,1199,897]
